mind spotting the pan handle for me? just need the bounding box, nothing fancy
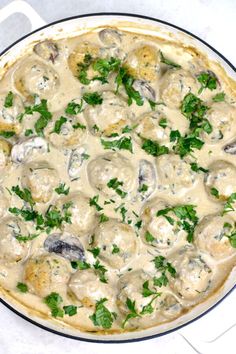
[0,0,46,30]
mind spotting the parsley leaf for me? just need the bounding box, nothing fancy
[141,138,169,157]
[65,100,83,115]
[71,260,90,270]
[210,187,220,199]
[142,280,157,297]
[144,230,155,243]
[101,136,133,153]
[16,282,28,293]
[116,66,143,106]
[4,91,14,108]
[15,233,39,243]
[9,207,39,221]
[55,183,70,195]
[160,51,181,68]
[83,92,103,106]
[11,185,35,208]
[112,244,120,254]
[122,298,140,328]
[190,162,209,173]
[197,71,217,94]
[152,256,176,285]
[93,260,108,283]
[88,247,100,258]
[212,92,225,102]
[52,116,67,134]
[222,193,236,214]
[77,53,93,85]
[44,292,64,318]
[170,129,204,158]
[89,195,103,211]
[99,213,109,223]
[159,118,168,128]
[0,130,15,138]
[156,205,198,243]
[107,178,127,198]
[63,305,77,316]
[24,129,33,137]
[89,298,114,329]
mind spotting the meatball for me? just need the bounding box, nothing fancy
[22,161,59,203]
[117,270,157,315]
[194,214,236,260]
[0,217,30,263]
[125,45,160,82]
[141,199,186,249]
[202,102,236,143]
[156,154,196,195]
[93,219,137,268]
[169,250,212,300]
[0,138,11,170]
[68,42,100,77]
[45,111,87,148]
[24,254,71,297]
[160,69,199,109]
[158,293,182,320]
[0,92,23,132]
[134,110,171,145]
[205,160,236,201]
[56,193,97,237]
[87,152,136,198]
[14,59,60,99]
[69,268,113,307]
[83,91,131,137]
[33,40,59,63]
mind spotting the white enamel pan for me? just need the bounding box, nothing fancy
[0,1,235,343]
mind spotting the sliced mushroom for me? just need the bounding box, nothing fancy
[138,159,156,200]
[68,146,88,181]
[224,140,236,154]
[11,137,48,163]
[98,29,121,47]
[133,80,156,102]
[44,233,85,261]
[34,40,59,63]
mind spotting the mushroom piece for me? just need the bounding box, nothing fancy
[44,233,85,261]
[133,80,156,102]
[33,40,59,63]
[11,137,48,163]
[224,139,236,155]
[68,146,88,181]
[138,159,156,200]
[98,29,122,47]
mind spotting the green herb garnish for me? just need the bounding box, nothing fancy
[55,183,70,195]
[52,116,67,134]
[107,178,127,198]
[89,298,115,329]
[197,71,217,94]
[44,292,64,318]
[16,282,28,293]
[101,136,133,153]
[89,195,103,211]
[141,138,169,157]
[4,91,14,108]
[83,92,103,106]
[160,51,181,68]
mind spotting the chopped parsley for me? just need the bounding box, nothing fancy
[122,125,133,133]
[140,294,160,315]
[112,244,120,254]
[210,187,220,199]
[115,203,128,222]
[142,280,158,297]
[44,292,64,318]
[0,130,15,138]
[101,136,133,153]
[72,122,86,130]
[52,116,67,134]
[93,260,108,283]
[82,92,103,106]
[141,138,169,157]
[43,204,72,233]
[122,298,140,328]
[144,230,155,243]
[138,184,148,193]
[4,91,14,108]
[159,118,168,128]
[156,205,198,242]
[11,185,35,208]
[224,223,236,248]
[89,195,103,211]
[55,183,70,195]
[170,129,204,158]
[197,71,217,94]
[63,305,77,316]
[9,207,38,221]
[222,193,236,214]
[16,282,28,293]
[65,100,83,115]
[116,66,143,106]
[88,247,100,258]
[89,298,115,329]
[160,51,181,69]
[24,129,33,137]
[15,233,39,243]
[107,178,127,198]
[212,92,225,102]
[152,256,176,286]
[99,213,109,223]
[71,260,90,270]
[92,57,121,83]
[190,162,209,173]
[77,53,93,85]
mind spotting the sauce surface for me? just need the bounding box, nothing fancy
[0,26,236,334]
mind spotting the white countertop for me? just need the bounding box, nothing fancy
[0,1,235,353]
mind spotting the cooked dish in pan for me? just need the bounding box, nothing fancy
[0,26,236,334]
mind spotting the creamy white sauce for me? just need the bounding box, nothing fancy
[0,27,236,334]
